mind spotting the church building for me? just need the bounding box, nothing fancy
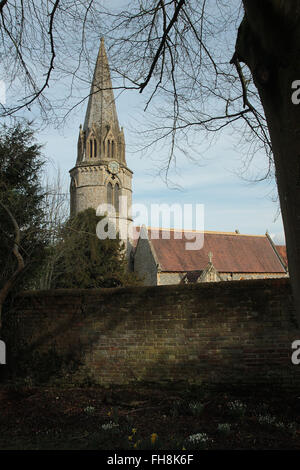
[69,39,288,286]
[133,227,287,286]
[69,37,133,255]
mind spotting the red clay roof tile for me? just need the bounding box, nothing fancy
[275,245,288,267]
[142,229,286,273]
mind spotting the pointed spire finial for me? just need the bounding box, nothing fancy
[83,38,120,134]
[208,251,213,263]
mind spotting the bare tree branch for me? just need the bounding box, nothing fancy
[138,0,186,93]
[0,201,25,328]
[0,0,8,14]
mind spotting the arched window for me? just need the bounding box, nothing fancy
[112,141,114,158]
[107,182,113,206]
[89,140,93,158]
[107,140,110,158]
[114,183,120,212]
[94,139,97,158]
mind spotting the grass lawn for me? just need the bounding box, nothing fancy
[0,383,299,450]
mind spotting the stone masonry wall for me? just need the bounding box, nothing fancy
[158,272,287,286]
[4,278,300,388]
[134,237,158,286]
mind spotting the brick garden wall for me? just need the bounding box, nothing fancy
[4,278,300,388]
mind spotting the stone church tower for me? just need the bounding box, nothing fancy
[69,38,133,252]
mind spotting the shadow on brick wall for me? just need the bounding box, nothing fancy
[1,278,299,389]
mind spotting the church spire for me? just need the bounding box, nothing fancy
[83,38,120,134]
[70,35,132,232]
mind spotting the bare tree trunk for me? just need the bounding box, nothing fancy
[0,202,25,329]
[235,0,300,321]
[36,170,68,290]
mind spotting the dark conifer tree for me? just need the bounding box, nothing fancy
[51,208,141,289]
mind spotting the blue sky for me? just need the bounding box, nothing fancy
[39,82,285,245]
[33,0,284,245]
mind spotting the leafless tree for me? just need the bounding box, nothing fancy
[0,0,107,121]
[32,168,69,290]
[0,201,24,328]
[102,0,300,322]
[1,1,300,320]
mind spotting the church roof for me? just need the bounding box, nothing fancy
[275,245,288,267]
[83,38,120,134]
[136,228,286,274]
